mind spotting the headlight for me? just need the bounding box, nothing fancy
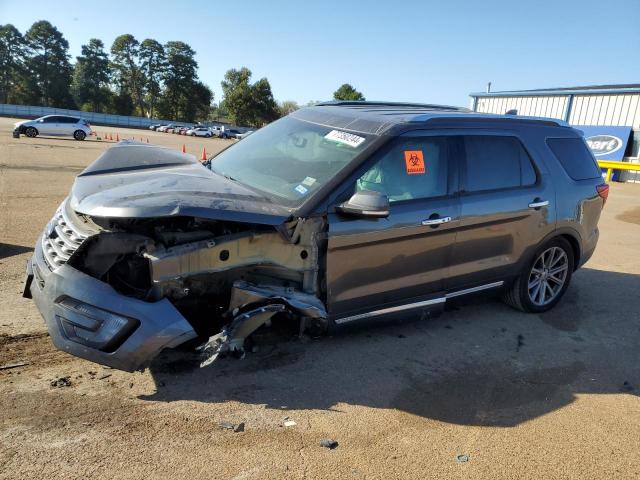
[55,297,139,352]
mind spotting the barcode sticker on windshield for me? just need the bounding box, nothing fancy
[325,130,365,148]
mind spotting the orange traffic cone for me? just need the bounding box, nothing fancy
[109,133,113,141]
[182,144,186,153]
[116,133,120,141]
[146,138,149,143]
[201,147,207,161]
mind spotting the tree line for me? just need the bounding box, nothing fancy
[0,20,365,127]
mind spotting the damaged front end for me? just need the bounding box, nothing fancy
[25,142,328,371]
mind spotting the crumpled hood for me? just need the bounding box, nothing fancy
[69,141,292,226]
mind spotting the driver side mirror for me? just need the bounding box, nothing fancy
[336,190,390,218]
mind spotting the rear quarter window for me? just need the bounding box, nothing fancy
[546,137,601,180]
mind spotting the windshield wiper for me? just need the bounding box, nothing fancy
[209,166,239,183]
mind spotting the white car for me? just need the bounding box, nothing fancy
[186,127,213,137]
[209,126,227,138]
[156,124,173,132]
[14,115,92,140]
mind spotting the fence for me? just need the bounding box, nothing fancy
[0,103,172,129]
[0,103,244,130]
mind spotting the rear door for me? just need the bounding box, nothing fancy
[326,132,461,321]
[447,131,556,290]
[56,116,78,136]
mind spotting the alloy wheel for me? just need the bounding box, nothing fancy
[527,246,569,306]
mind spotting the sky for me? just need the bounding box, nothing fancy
[1,0,639,107]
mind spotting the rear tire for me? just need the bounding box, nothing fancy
[25,127,38,138]
[502,237,574,313]
[73,130,86,141]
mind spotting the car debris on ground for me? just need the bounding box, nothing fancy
[219,421,245,433]
[320,439,339,450]
[50,376,72,388]
[0,362,28,370]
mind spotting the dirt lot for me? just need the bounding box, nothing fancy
[1,116,639,479]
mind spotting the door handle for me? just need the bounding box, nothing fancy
[528,200,549,209]
[421,216,452,226]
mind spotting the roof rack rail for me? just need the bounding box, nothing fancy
[315,100,469,112]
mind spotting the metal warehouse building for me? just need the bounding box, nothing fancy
[470,84,640,181]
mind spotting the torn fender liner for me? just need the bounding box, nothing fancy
[229,280,328,318]
[199,304,286,367]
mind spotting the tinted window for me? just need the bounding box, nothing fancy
[41,116,57,123]
[546,137,601,180]
[357,136,449,202]
[463,136,536,192]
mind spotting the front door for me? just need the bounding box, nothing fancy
[326,133,461,321]
[37,116,59,135]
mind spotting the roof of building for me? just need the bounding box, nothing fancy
[471,84,640,98]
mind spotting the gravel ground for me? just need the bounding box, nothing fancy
[1,116,639,479]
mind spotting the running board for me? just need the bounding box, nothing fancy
[334,281,504,325]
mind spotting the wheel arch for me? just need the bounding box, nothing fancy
[558,232,581,271]
[517,228,582,278]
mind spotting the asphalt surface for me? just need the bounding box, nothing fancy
[1,116,639,479]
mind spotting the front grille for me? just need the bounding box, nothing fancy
[41,206,90,270]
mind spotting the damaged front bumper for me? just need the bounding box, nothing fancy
[24,240,198,372]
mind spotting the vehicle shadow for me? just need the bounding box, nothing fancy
[0,243,33,260]
[142,268,639,427]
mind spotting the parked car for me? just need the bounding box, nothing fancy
[23,101,606,371]
[207,125,225,138]
[187,127,214,137]
[156,124,173,132]
[149,124,163,131]
[14,115,92,140]
[236,130,254,140]
[225,128,241,139]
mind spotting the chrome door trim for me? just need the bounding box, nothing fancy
[334,297,446,325]
[334,281,505,325]
[445,281,504,299]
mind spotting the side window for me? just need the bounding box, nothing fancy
[463,136,537,192]
[42,116,57,123]
[357,136,450,202]
[546,137,601,180]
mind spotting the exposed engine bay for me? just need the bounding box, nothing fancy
[66,212,328,366]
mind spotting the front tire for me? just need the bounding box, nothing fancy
[502,237,574,313]
[73,130,86,141]
[25,127,38,138]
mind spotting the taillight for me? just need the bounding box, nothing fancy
[596,183,609,205]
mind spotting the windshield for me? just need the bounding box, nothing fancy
[208,116,372,206]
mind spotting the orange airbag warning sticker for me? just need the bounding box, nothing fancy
[404,150,425,175]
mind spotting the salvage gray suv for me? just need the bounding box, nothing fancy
[23,101,607,371]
